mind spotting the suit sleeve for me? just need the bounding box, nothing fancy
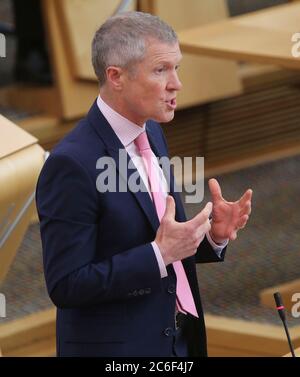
[195,236,226,264]
[36,153,163,309]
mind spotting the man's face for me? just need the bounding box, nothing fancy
[120,40,183,126]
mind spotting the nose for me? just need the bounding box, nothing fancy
[167,70,182,92]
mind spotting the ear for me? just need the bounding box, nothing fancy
[105,66,125,90]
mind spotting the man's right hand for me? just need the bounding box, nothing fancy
[154,196,213,266]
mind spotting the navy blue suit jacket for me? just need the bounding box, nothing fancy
[36,101,225,357]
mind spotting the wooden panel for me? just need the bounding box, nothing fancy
[0,115,37,158]
[42,0,99,120]
[260,279,300,312]
[140,0,242,109]
[56,0,137,81]
[176,55,242,109]
[1,309,300,356]
[178,3,300,70]
[0,85,61,118]
[147,0,230,29]
[0,308,56,356]
[159,66,300,181]
[237,3,300,32]
[208,345,263,357]
[0,144,45,283]
[17,116,76,151]
[205,314,300,356]
[240,65,300,92]
[0,118,44,283]
[284,347,300,357]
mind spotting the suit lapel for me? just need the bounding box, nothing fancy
[88,102,160,232]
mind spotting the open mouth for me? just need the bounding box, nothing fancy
[166,98,177,110]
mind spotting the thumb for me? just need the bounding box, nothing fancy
[190,201,213,227]
[208,178,223,202]
[163,195,176,221]
[200,201,213,222]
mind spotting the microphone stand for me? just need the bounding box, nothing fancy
[273,292,296,357]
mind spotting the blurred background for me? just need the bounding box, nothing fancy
[0,0,300,356]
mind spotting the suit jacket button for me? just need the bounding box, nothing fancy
[167,285,176,294]
[164,327,173,337]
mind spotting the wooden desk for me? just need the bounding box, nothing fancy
[284,347,300,357]
[260,279,300,312]
[178,3,300,69]
[0,116,45,283]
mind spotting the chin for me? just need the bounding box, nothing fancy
[154,111,175,124]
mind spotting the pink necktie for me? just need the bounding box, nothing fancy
[135,131,198,318]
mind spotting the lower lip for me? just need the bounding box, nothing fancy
[166,99,177,110]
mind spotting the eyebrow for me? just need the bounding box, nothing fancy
[154,59,182,67]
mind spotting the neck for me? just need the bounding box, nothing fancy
[100,88,144,127]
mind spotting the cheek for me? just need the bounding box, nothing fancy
[134,80,166,110]
[151,86,167,107]
[140,89,163,107]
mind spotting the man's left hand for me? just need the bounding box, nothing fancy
[208,178,252,244]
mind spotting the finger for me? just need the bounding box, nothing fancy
[195,219,211,239]
[163,195,176,220]
[197,233,206,246]
[189,202,213,228]
[229,231,237,241]
[238,189,253,207]
[237,215,249,229]
[208,178,223,202]
[239,201,251,216]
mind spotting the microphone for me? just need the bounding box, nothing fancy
[273,292,296,357]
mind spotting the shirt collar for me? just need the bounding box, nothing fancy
[97,95,145,147]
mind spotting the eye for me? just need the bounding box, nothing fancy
[155,67,164,74]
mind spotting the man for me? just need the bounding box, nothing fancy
[36,11,252,357]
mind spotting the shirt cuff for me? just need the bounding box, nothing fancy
[205,231,229,258]
[151,241,168,278]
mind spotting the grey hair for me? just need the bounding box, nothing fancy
[91,11,178,86]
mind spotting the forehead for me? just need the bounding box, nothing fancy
[143,39,182,64]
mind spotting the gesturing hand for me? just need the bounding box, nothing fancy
[155,196,212,265]
[208,178,252,244]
